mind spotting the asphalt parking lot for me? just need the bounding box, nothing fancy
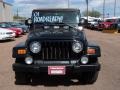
[0,29,120,90]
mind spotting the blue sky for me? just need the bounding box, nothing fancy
[5,0,13,3]
[4,0,120,18]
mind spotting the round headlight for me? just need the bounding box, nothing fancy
[72,42,83,53]
[30,41,41,53]
[25,57,33,65]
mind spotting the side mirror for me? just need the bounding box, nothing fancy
[79,19,85,26]
[25,18,32,26]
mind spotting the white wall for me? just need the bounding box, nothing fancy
[0,1,13,22]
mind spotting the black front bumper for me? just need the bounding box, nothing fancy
[13,63,101,73]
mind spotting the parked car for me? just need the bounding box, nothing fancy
[18,22,29,33]
[0,28,15,40]
[0,23,22,37]
[98,18,118,31]
[7,22,29,34]
[12,8,101,85]
[110,18,120,33]
[89,19,102,30]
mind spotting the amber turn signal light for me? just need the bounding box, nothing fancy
[18,49,26,55]
[87,48,96,54]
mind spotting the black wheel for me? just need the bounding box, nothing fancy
[15,72,31,85]
[78,71,99,84]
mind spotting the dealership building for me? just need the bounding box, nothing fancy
[0,0,13,22]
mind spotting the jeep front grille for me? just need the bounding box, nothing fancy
[33,41,82,60]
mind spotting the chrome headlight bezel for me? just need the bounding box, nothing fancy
[29,41,41,54]
[72,41,83,53]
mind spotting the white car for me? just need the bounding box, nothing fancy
[0,28,15,40]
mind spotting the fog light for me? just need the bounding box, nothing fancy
[25,57,33,65]
[81,56,88,64]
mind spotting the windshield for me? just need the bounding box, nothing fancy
[105,19,116,22]
[0,23,11,28]
[32,11,80,24]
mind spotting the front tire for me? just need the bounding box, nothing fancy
[78,71,99,84]
[15,72,31,85]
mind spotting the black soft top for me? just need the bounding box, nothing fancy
[33,8,80,12]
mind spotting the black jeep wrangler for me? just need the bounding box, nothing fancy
[12,8,101,85]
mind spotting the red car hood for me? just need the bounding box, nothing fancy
[8,27,21,32]
[7,27,22,36]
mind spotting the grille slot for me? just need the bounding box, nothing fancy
[33,41,81,60]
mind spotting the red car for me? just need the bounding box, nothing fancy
[98,18,116,30]
[8,27,22,37]
[0,23,22,37]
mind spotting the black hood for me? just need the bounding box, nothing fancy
[28,29,83,40]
